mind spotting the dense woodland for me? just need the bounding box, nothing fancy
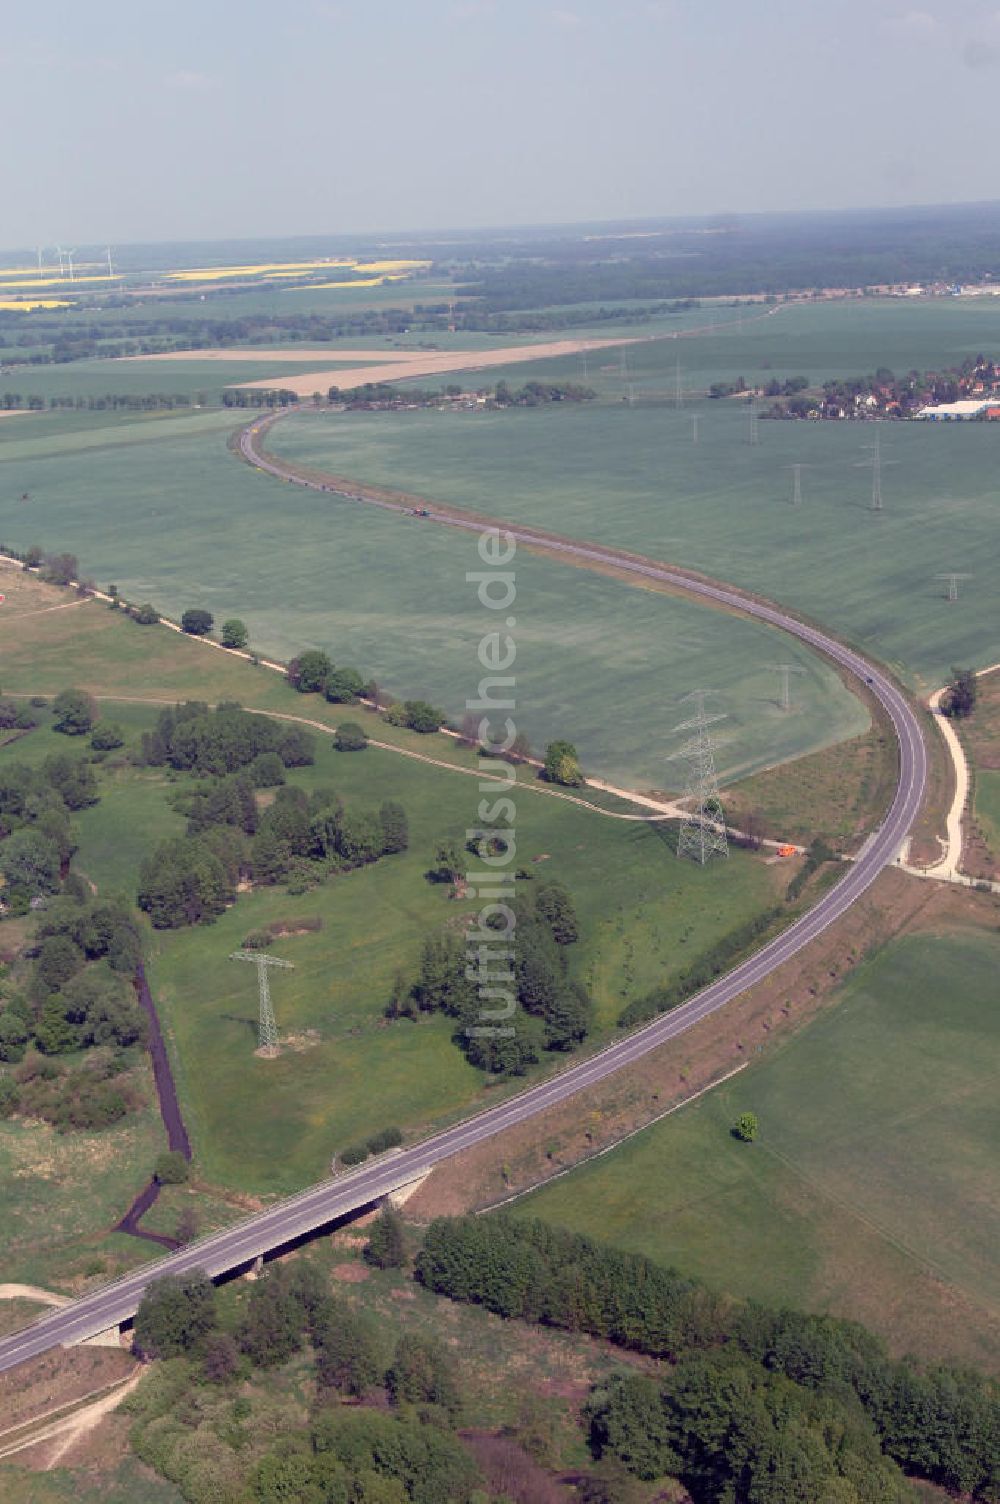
[121,1209,1000,1503]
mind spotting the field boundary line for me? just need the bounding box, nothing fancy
[477,1061,749,1214]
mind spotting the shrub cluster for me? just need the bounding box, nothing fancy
[338,1124,403,1166]
[128,1261,477,1503]
[618,904,784,1028]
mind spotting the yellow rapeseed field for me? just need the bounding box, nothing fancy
[166,257,429,284]
[0,274,114,291]
[0,298,72,310]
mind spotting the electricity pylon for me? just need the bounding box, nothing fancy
[691,413,700,444]
[230,950,294,1057]
[747,398,760,446]
[765,663,806,711]
[787,462,807,506]
[935,571,972,602]
[670,691,729,864]
[675,355,684,409]
[858,423,895,511]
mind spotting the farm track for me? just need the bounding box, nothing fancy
[0,403,929,1375]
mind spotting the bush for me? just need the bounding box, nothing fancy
[404,699,443,733]
[221,618,248,650]
[334,722,368,751]
[180,608,213,636]
[324,666,365,703]
[542,739,583,786]
[90,721,125,751]
[154,1149,190,1184]
[52,687,96,736]
[339,1125,403,1166]
[133,602,159,625]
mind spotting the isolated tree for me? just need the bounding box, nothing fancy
[543,739,583,787]
[52,687,96,736]
[181,608,213,636]
[287,649,332,693]
[90,721,124,751]
[154,1149,189,1184]
[733,1111,759,1142]
[134,1271,217,1358]
[133,602,159,625]
[378,801,408,854]
[42,552,78,587]
[367,1205,407,1268]
[941,666,977,719]
[535,881,579,944]
[429,839,463,884]
[221,618,248,650]
[334,722,367,752]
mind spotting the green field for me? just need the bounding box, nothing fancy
[135,719,785,1196]
[514,929,1000,1369]
[262,297,1000,691]
[0,411,867,791]
[0,670,787,1202]
[974,768,1000,858]
[0,1101,165,1291]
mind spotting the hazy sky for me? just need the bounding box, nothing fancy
[3,0,998,247]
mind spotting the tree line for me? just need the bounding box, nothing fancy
[417,1215,1000,1500]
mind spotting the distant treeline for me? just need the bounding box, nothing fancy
[0,392,198,411]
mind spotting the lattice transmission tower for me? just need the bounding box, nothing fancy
[230,950,294,1058]
[747,398,760,446]
[935,571,972,603]
[765,663,806,711]
[787,462,807,506]
[670,692,729,864]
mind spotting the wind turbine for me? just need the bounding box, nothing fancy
[65,249,77,281]
[105,246,114,280]
[54,246,66,278]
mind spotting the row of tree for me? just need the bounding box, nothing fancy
[0,392,196,411]
[417,1215,1000,1500]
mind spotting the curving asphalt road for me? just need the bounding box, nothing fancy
[0,413,926,1375]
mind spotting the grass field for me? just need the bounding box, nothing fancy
[0,1099,165,1292]
[138,721,786,1196]
[0,609,789,1205]
[255,296,1000,692]
[0,405,868,792]
[973,769,1000,860]
[514,928,1000,1369]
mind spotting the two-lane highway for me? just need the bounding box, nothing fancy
[0,415,926,1375]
